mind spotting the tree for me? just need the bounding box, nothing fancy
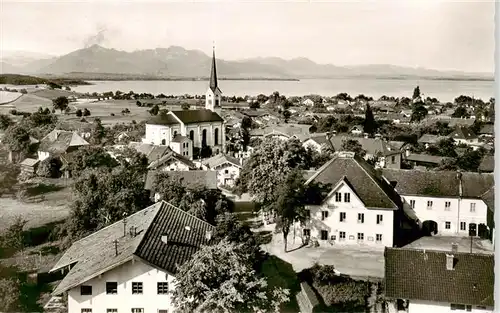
[90,118,107,145]
[340,139,366,158]
[273,169,310,252]
[65,146,119,177]
[0,114,13,130]
[410,104,428,123]
[436,138,458,158]
[36,157,63,178]
[456,148,484,172]
[282,110,291,122]
[52,96,69,113]
[172,240,289,313]
[0,277,21,311]
[363,104,377,136]
[412,86,421,100]
[249,102,260,109]
[181,103,190,110]
[0,163,20,196]
[83,108,91,116]
[75,109,83,117]
[136,100,142,107]
[235,138,312,210]
[0,216,27,255]
[3,124,32,157]
[451,106,470,118]
[149,104,160,116]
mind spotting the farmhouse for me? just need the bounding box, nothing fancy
[201,154,242,187]
[143,48,225,155]
[37,129,89,161]
[302,133,330,153]
[448,126,478,146]
[298,151,411,248]
[49,201,215,313]
[382,169,494,239]
[384,247,494,313]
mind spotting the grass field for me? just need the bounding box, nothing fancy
[30,89,80,100]
[0,91,23,104]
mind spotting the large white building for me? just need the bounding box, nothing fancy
[49,201,215,313]
[385,247,494,313]
[382,169,494,238]
[143,48,226,155]
[299,151,413,248]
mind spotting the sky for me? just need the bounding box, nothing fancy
[0,0,496,73]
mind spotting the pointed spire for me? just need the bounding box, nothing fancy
[209,44,218,92]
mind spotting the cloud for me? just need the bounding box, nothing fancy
[83,26,109,48]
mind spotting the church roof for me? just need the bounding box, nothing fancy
[171,110,223,124]
[209,49,219,93]
[147,113,180,126]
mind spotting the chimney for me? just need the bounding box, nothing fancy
[161,235,168,245]
[122,214,128,237]
[446,254,455,270]
[205,230,213,241]
[456,171,463,197]
[451,243,458,253]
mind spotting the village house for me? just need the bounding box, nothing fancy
[302,133,330,154]
[302,98,314,107]
[37,129,89,161]
[49,201,215,313]
[384,247,494,313]
[448,126,479,146]
[349,125,363,136]
[382,169,494,239]
[417,134,448,149]
[477,123,494,138]
[403,152,452,169]
[19,158,40,176]
[142,48,225,155]
[328,135,403,169]
[201,154,242,187]
[297,151,412,248]
[250,124,312,142]
[147,150,197,172]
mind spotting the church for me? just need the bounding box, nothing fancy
[143,48,226,158]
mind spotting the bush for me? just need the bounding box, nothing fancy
[36,157,62,178]
[83,108,91,116]
[9,109,17,115]
[75,109,83,117]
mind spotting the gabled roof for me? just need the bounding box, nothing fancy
[170,110,223,124]
[38,129,89,154]
[481,186,494,213]
[306,152,402,210]
[478,123,494,135]
[250,124,312,141]
[147,113,180,126]
[304,133,329,146]
[171,134,190,143]
[202,154,241,169]
[145,170,218,190]
[417,134,447,144]
[405,153,452,165]
[147,151,197,170]
[328,135,401,156]
[50,201,215,295]
[478,155,494,173]
[382,169,494,199]
[128,142,172,164]
[388,141,406,150]
[384,247,494,307]
[448,126,477,140]
[20,158,40,167]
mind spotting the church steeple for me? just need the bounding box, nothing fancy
[209,46,218,92]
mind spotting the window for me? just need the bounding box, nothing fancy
[339,231,346,240]
[106,282,118,294]
[376,214,383,224]
[214,128,219,145]
[81,310,92,313]
[107,310,118,313]
[470,203,476,212]
[132,282,143,294]
[305,209,311,218]
[427,201,433,209]
[189,130,194,141]
[409,200,415,209]
[158,310,169,313]
[321,211,329,221]
[445,221,451,229]
[173,131,177,137]
[303,229,311,237]
[157,282,169,294]
[320,230,328,240]
[131,309,144,313]
[224,169,229,174]
[344,193,351,203]
[391,155,396,164]
[80,285,92,295]
[339,212,346,222]
[335,192,342,202]
[376,234,382,242]
[357,233,364,241]
[161,139,166,145]
[357,213,364,224]
[450,304,467,310]
[445,201,451,211]
[460,222,467,231]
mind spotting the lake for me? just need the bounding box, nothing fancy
[71,78,494,103]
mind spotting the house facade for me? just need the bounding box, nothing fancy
[382,169,494,238]
[202,154,242,187]
[50,201,215,313]
[298,151,409,248]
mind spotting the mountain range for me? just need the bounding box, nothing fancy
[0,45,493,80]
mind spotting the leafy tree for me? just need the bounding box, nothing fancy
[456,148,484,172]
[75,109,83,117]
[83,108,91,116]
[36,157,63,178]
[149,104,160,116]
[451,106,470,118]
[235,138,312,211]
[340,139,366,158]
[52,96,69,113]
[0,114,13,130]
[3,124,32,157]
[172,240,289,313]
[282,110,291,122]
[249,102,260,109]
[136,100,142,107]
[0,216,27,255]
[0,163,20,196]
[412,86,421,100]
[0,277,21,311]
[90,118,107,145]
[363,104,377,136]
[410,104,428,123]
[435,138,458,158]
[65,146,118,177]
[181,103,190,110]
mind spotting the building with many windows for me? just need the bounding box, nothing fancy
[49,201,215,313]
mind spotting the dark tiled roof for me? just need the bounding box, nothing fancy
[171,109,223,124]
[50,201,214,295]
[305,133,330,146]
[129,142,172,164]
[171,134,190,143]
[209,50,219,93]
[382,169,494,198]
[478,155,494,173]
[147,152,197,170]
[449,126,477,140]
[417,134,447,144]
[481,187,494,212]
[38,129,89,154]
[479,123,494,135]
[405,153,451,165]
[328,136,401,156]
[147,113,180,126]
[306,152,402,210]
[384,247,494,306]
[202,154,241,169]
[145,170,218,190]
[135,202,215,275]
